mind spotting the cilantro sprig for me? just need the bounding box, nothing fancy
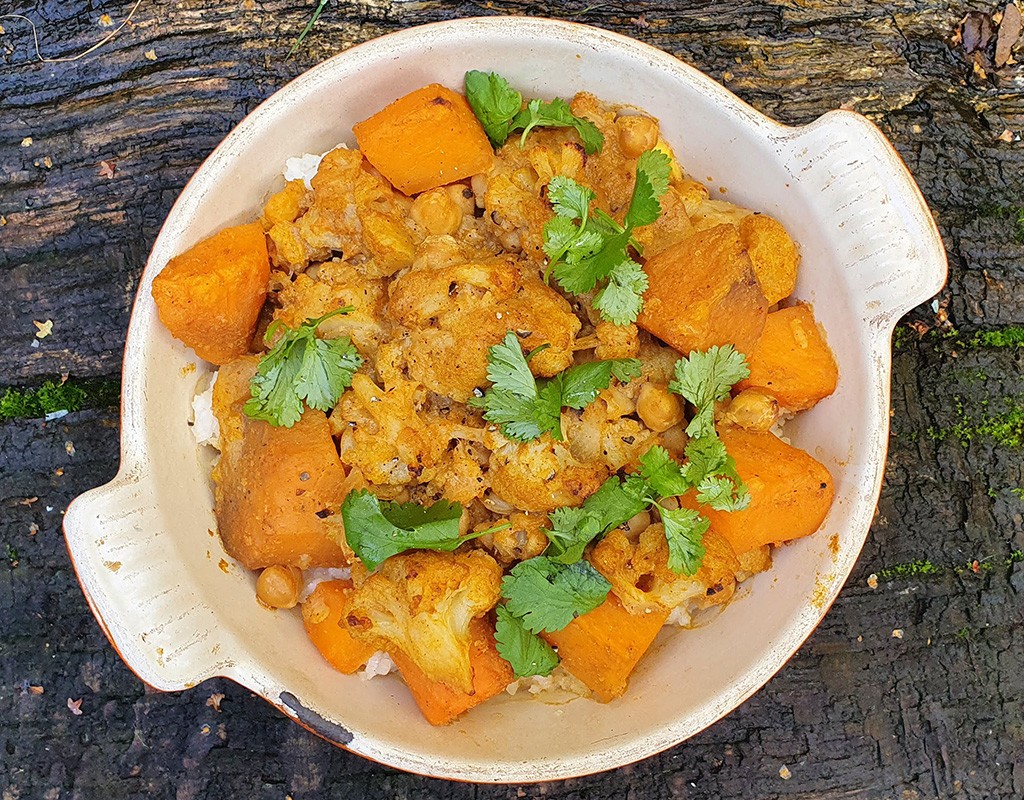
[469,331,640,443]
[494,605,559,679]
[502,557,611,633]
[339,490,509,571]
[244,308,362,428]
[668,345,750,440]
[543,150,672,325]
[464,71,604,154]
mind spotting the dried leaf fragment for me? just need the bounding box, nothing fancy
[29,685,44,695]
[996,3,1022,66]
[98,160,116,179]
[144,49,157,61]
[34,319,53,338]
[206,692,225,712]
[21,136,32,147]
[961,11,996,54]
[67,697,83,715]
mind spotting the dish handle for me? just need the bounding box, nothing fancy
[63,470,225,691]
[785,109,948,332]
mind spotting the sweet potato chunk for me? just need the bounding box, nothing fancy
[638,224,768,357]
[151,222,270,365]
[542,593,668,703]
[353,84,495,196]
[389,617,514,726]
[212,358,349,569]
[691,426,834,556]
[302,580,376,674]
[736,304,838,411]
[739,213,799,305]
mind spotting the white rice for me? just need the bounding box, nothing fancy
[360,651,396,680]
[283,144,348,190]
[190,372,220,449]
[505,666,590,699]
[299,566,353,602]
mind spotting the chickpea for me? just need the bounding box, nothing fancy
[659,424,688,457]
[617,115,660,158]
[723,389,780,431]
[447,183,476,216]
[410,188,463,235]
[490,513,549,564]
[636,383,685,432]
[619,510,651,542]
[255,564,303,609]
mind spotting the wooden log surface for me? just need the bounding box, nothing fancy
[1,0,1023,797]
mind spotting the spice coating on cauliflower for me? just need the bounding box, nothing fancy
[589,525,741,616]
[345,550,503,693]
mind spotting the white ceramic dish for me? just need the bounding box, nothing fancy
[64,17,946,783]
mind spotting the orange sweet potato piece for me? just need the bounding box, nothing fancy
[151,222,270,364]
[685,426,834,556]
[638,224,768,357]
[736,304,838,411]
[739,213,799,305]
[302,580,376,674]
[542,593,669,703]
[388,617,514,726]
[212,358,349,569]
[353,84,495,196]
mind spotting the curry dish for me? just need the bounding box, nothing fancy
[151,73,839,725]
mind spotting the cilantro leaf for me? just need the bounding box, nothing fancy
[544,506,604,564]
[661,506,710,575]
[464,70,523,146]
[494,605,560,679]
[559,358,642,410]
[547,176,595,221]
[483,331,538,399]
[696,474,751,512]
[625,150,672,229]
[580,473,653,532]
[502,557,611,633]
[340,490,467,571]
[669,345,750,439]
[682,435,730,485]
[593,259,649,326]
[513,97,604,154]
[473,332,639,442]
[638,445,691,498]
[472,389,544,442]
[245,307,361,428]
[534,379,566,440]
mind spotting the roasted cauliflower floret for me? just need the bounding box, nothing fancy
[271,259,387,357]
[485,431,607,512]
[589,525,740,616]
[270,147,417,276]
[387,253,580,402]
[345,550,503,692]
[478,511,550,566]
[563,393,657,472]
[335,374,449,495]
